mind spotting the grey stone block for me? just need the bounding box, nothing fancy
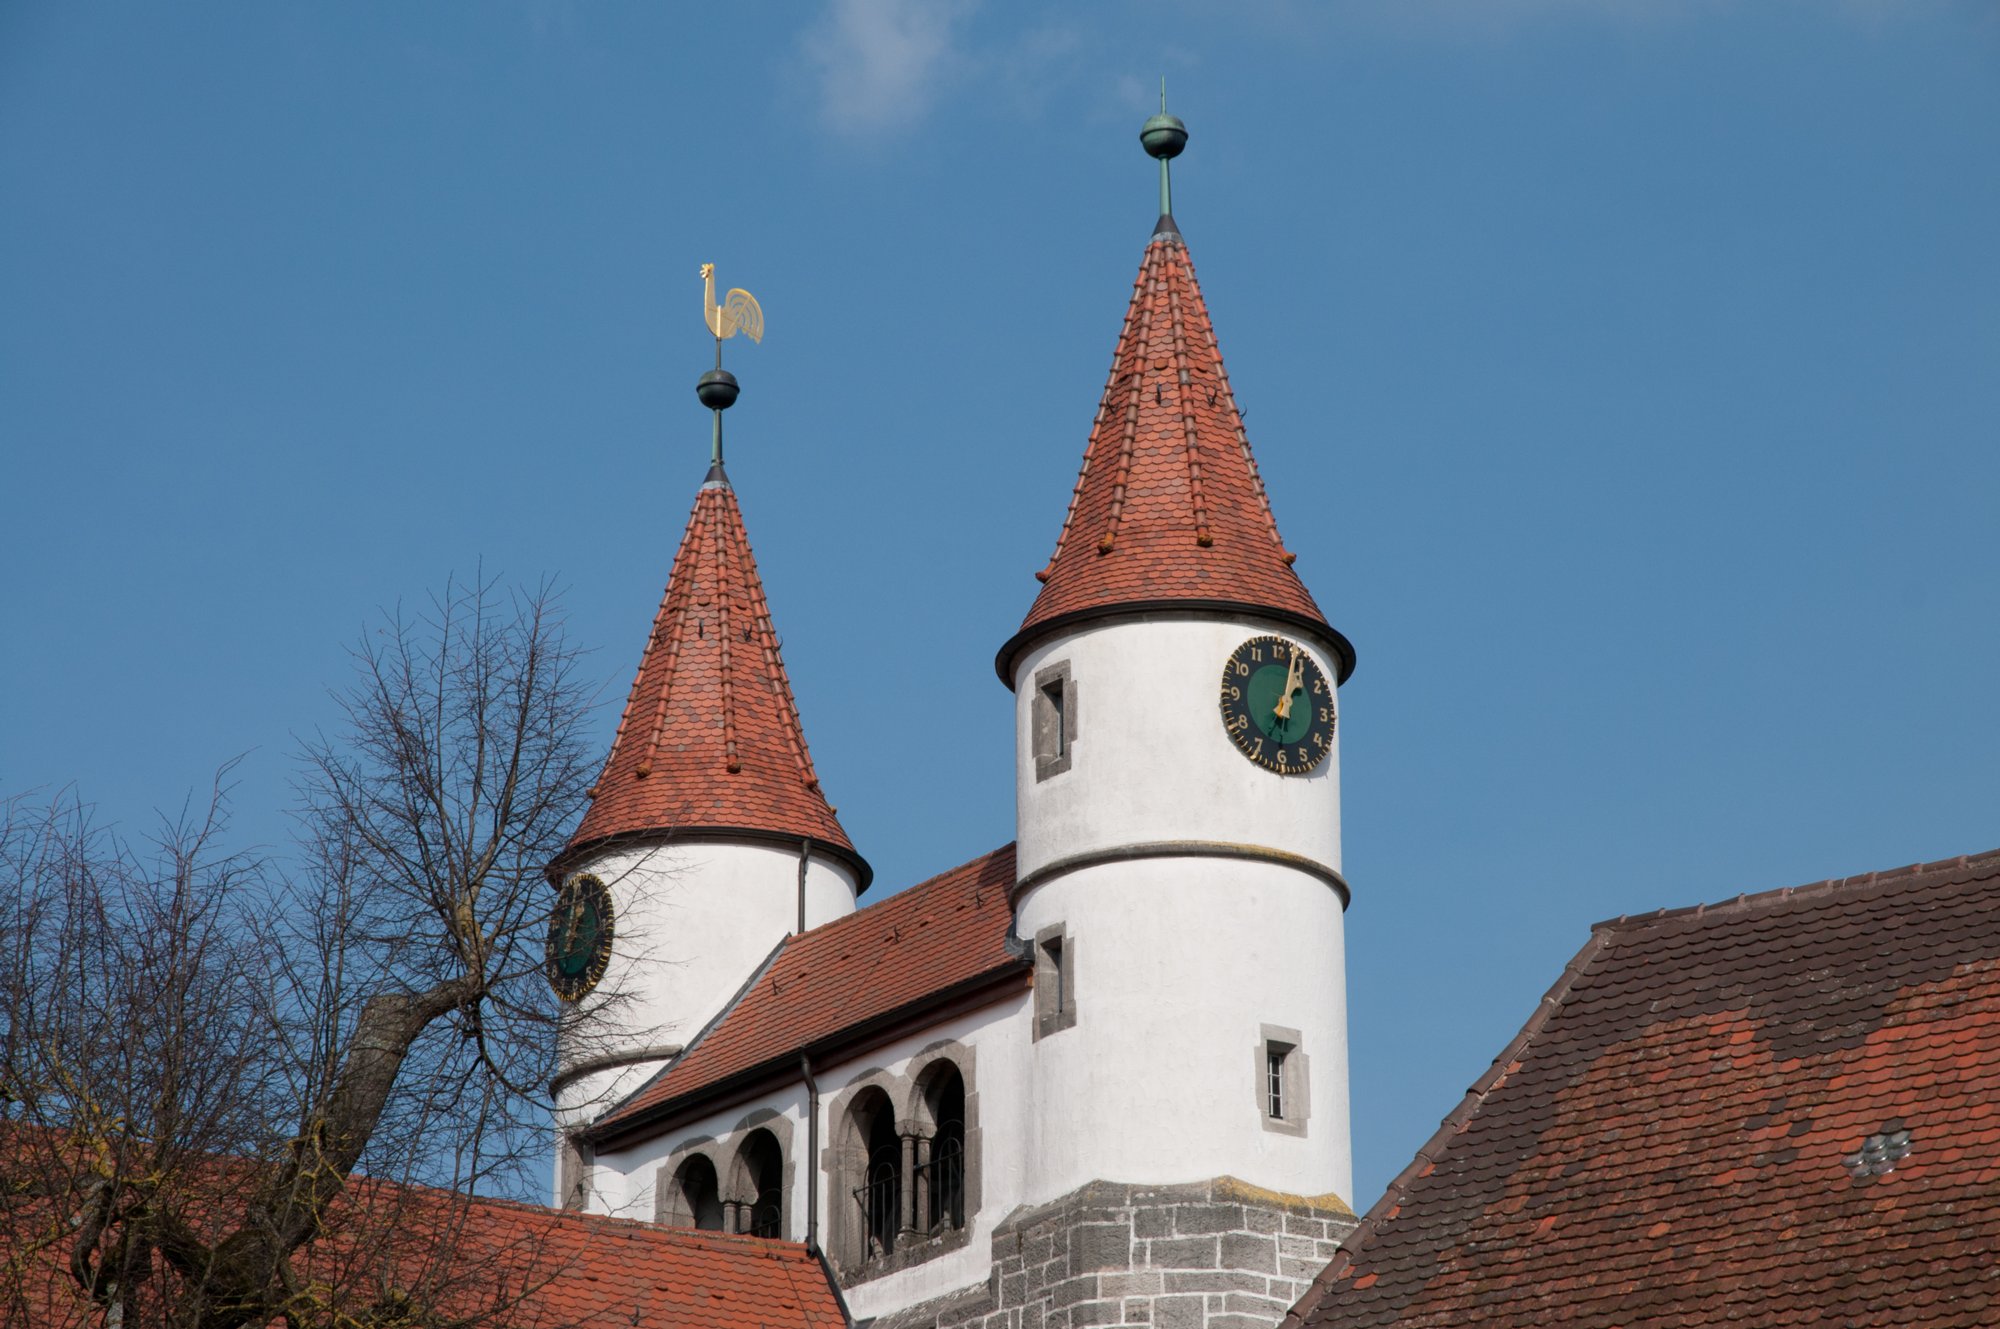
[1134,1208,1173,1239]
[1152,1296,1206,1329]
[1282,1214,1326,1239]
[1001,1271,1028,1306]
[1244,1207,1282,1235]
[1099,1272,1163,1298]
[1073,1221,1133,1274]
[1052,1276,1100,1309]
[1277,1235,1318,1261]
[1221,1293,1289,1318]
[1162,1270,1268,1297]
[1210,1316,1278,1329]
[1066,1300,1126,1328]
[1173,1204,1246,1235]
[1279,1256,1324,1282]
[1147,1236,1219,1269]
[1219,1233,1276,1274]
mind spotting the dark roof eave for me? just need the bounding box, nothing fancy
[996,599,1356,689]
[550,824,874,895]
[584,960,1031,1151]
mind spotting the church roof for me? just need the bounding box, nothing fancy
[1286,847,2000,1329]
[2,1124,846,1328]
[589,844,1025,1146]
[565,475,864,887]
[998,226,1352,683]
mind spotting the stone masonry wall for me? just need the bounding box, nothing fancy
[872,1177,1358,1329]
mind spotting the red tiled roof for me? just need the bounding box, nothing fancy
[1288,848,2000,1329]
[413,1195,848,1329]
[999,227,1348,682]
[7,1157,847,1329]
[567,477,863,884]
[592,844,1025,1143]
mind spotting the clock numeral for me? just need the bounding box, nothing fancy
[1224,685,1240,701]
[1248,738,1263,760]
[1312,732,1326,749]
[1227,713,1249,733]
[1319,706,1333,723]
[1233,662,1250,678]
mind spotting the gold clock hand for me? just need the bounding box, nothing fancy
[1273,646,1304,721]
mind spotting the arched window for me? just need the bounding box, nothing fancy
[848,1087,901,1258]
[672,1154,725,1231]
[920,1063,967,1233]
[735,1128,785,1239]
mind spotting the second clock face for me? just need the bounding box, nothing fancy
[1219,635,1335,776]
[546,872,615,1003]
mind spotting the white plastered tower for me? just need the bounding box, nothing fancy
[999,126,1357,1211]
[548,395,868,1197]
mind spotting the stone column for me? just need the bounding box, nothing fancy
[722,1198,744,1234]
[912,1132,934,1235]
[898,1131,919,1239]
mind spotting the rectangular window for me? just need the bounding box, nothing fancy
[1258,1025,1309,1136]
[1042,680,1067,759]
[1032,661,1076,780]
[1034,924,1077,1039]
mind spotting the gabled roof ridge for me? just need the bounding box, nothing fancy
[1280,925,1620,1329]
[593,932,791,1124]
[590,845,1024,1144]
[1589,846,2000,935]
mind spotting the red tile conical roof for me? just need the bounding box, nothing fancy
[566,474,866,889]
[997,226,1353,684]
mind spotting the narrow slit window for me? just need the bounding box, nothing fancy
[1032,661,1076,780]
[1258,1026,1309,1136]
[1035,925,1076,1038]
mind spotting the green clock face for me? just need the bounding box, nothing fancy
[1219,635,1335,776]
[546,872,614,1003]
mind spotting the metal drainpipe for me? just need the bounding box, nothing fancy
[796,837,810,934]
[800,1052,822,1254]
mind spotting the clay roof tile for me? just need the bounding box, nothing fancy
[566,477,864,884]
[1000,228,1351,683]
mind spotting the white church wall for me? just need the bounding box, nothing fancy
[1013,855,1353,1207]
[1011,616,1344,884]
[552,837,858,1134]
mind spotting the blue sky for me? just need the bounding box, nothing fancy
[4,1,1996,1208]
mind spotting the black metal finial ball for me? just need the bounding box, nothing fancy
[696,368,740,411]
[1140,111,1188,161]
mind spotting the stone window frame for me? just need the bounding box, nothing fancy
[822,1042,980,1285]
[557,1133,594,1212]
[1032,660,1078,781]
[656,1139,727,1228]
[654,1112,799,1238]
[1033,922,1077,1040]
[724,1108,795,1240]
[1256,1023,1310,1137]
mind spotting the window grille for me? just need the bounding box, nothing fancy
[855,1160,899,1257]
[1267,1048,1286,1118]
[919,1123,967,1233]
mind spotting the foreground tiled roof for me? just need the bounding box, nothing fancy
[1289,848,2000,1329]
[567,473,862,883]
[3,1138,845,1329]
[1001,225,1347,681]
[592,844,1025,1143]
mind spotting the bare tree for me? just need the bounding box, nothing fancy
[0,576,597,1329]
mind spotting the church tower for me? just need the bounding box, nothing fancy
[997,106,1358,1208]
[549,356,870,1195]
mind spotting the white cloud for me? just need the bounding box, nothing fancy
[803,0,977,139]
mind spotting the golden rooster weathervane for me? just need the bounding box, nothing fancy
[701,263,764,367]
[694,264,763,480]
